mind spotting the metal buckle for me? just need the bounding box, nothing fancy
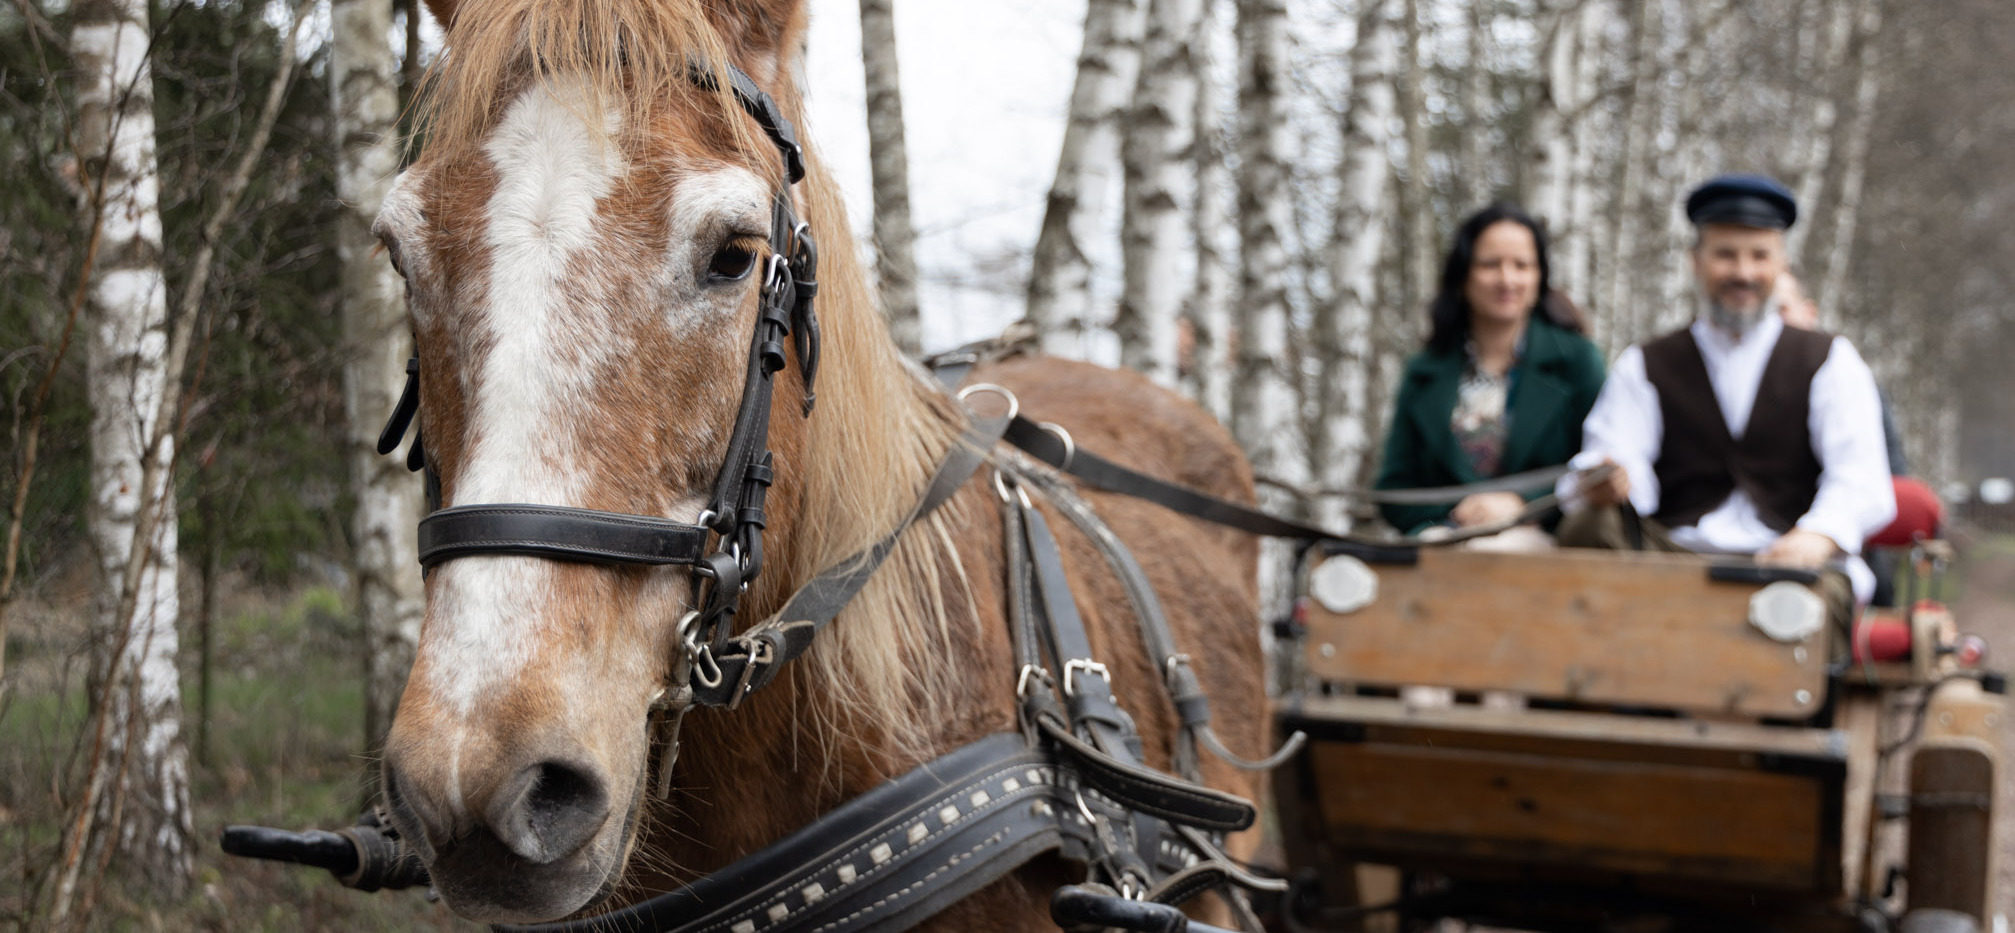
[1015,664,1051,699]
[761,252,789,292]
[1062,658,1109,697]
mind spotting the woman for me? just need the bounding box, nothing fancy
[1375,203,1606,534]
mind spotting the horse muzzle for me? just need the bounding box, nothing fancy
[383,741,630,923]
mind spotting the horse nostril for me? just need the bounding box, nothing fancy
[488,759,610,865]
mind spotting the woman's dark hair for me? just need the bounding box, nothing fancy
[1425,202,1587,353]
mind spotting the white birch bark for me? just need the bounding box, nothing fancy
[1784,0,1854,266]
[858,0,922,355]
[333,0,426,749]
[1185,0,1233,418]
[1314,0,1398,530]
[71,0,192,898]
[1232,0,1303,617]
[1117,0,1202,384]
[1813,0,1883,316]
[1524,2,1578,232]
[1601,0,1660,344]
[1559,2,1607,332]
[1027,0,1145,359]
[1397,0,1436,316]
[1461,0,1491,207]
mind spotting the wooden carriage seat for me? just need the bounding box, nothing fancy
[1298,547,1831,718]
[1279,547,1875,899]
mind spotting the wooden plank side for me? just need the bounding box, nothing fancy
[1307,740,1830,890]
[1301,549,1828,717]
[1286,694,1851,768]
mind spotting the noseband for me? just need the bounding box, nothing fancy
[375,61,823,682]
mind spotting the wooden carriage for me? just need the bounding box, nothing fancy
[1275,544,2003,933]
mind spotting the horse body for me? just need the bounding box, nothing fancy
[374,0,1267,925]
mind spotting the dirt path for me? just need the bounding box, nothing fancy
[1949,533,2015,923]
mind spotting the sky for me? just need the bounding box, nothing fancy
[800,0,1090,352]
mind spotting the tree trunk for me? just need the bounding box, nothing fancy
[1027,0,1145,359]
[1397,0,1436,318]
[1602,0,1660,344]
[1559,2,1607,336]
[1232,0,1302,616]
[1185,0,1233,418]
[1784,0,1854,266]
[1117,0,1203,384]
[71,0,194,900]
[1461,0,1492,208]
[1813,0,1883,317]
[333,0,426,753]
[1314,0,1399,529]
[858,0,922,355]
[1524,2,1577,233]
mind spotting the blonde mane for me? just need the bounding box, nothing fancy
[418,0,975,767]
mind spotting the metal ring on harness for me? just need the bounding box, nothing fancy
[1037,421,1075,473]
[957,382,1020,423]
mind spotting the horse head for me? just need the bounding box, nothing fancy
[369,0,967,922]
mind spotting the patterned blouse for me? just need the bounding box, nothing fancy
[1450,339,1521,478]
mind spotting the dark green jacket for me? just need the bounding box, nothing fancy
[1374,317,1607,532]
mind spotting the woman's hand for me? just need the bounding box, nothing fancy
[1450,491,1526,528]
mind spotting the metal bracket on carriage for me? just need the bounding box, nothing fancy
[220,806,430,893]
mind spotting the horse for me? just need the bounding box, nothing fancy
[371,0,1270,927]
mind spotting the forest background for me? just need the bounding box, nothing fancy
[2,0,2014,929]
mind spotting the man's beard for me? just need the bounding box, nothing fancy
[1699,284,1782,338]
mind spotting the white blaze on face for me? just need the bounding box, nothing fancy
[427,81,626,716]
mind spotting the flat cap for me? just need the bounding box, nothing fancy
[1686,174,1798,230]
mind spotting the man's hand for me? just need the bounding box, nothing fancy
[1450,491,1526,528]
[1758,528,1841,569]
[1576,459,1631,508]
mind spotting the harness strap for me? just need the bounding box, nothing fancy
[499,734,1077,933]
[692,407,1013,708]
[416,505,711,568]
[1015,465,1306,778]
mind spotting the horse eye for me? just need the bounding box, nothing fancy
[708,243,759,282]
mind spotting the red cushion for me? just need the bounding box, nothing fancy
[1867,477,1943,548]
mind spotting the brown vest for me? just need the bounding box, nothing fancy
[1641,325,1833,532]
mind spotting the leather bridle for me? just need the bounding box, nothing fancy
[375,61,835,713]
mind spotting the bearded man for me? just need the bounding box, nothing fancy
[1559,174,1895,612]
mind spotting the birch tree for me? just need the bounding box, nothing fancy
[1811,0,1884,315]
[1783,0,1855,265]
[1116,0,1203,384]
[1460,0,1492,207]
[1396,0,1436,317]
[859,0,922,355]
[1523,3,1578,230]
[1601,0,1660,343]
[1558,2,1608,324]
[1313,0,1398,529]
[333,0,426,752]
[1231,0,1296,477]
[1026,0,1144,358]
[1185,0,1233,418]
[50,0,194,912]
[1232,0,1302,617]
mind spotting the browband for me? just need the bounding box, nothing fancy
[416,505,712,568]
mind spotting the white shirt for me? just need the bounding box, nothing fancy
[1560,312,1896,600]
